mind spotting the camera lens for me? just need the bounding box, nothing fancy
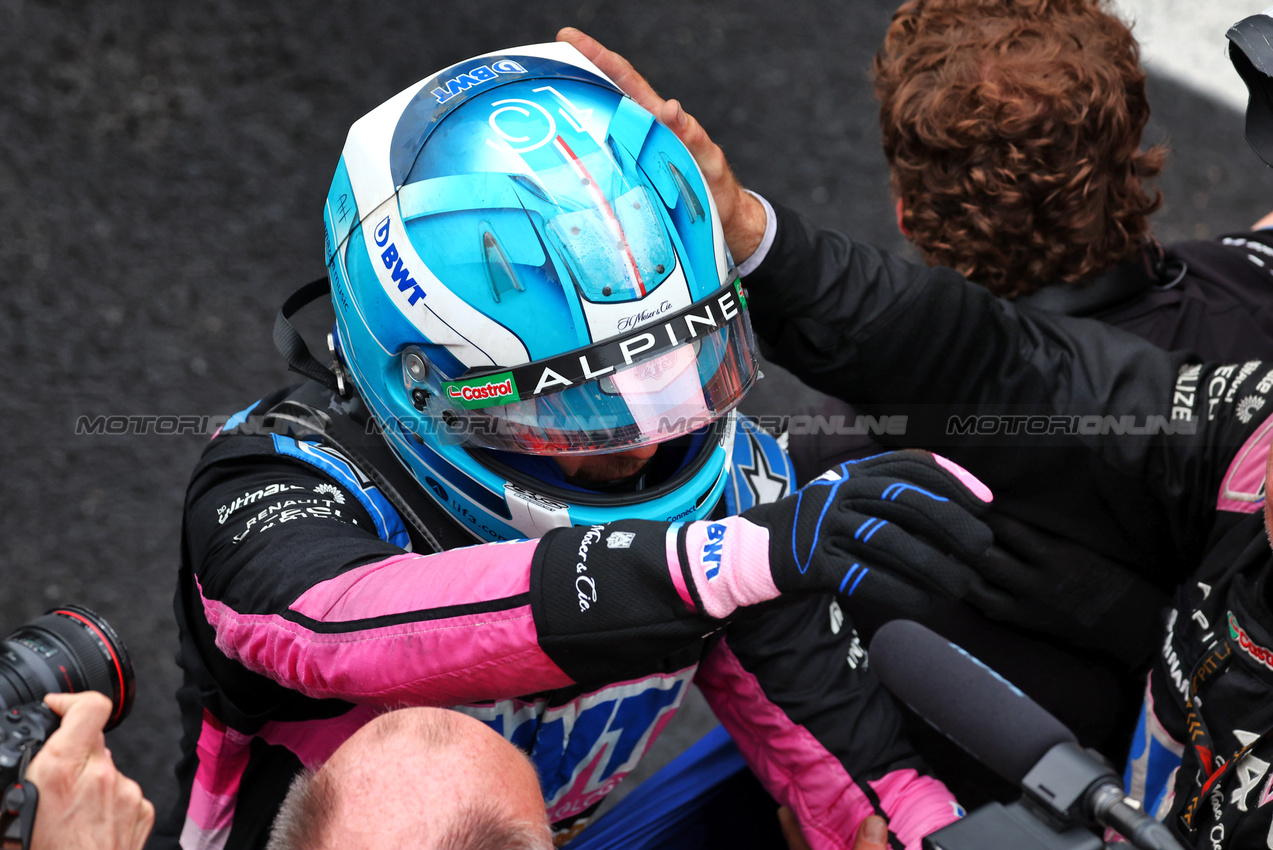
[0,606,135,730]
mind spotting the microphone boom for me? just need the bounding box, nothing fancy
[869,621,1185,850]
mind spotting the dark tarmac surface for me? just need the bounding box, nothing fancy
[4,0,1273,824]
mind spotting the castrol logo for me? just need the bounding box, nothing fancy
[1230,611,1273,673]
[448,377,514,402]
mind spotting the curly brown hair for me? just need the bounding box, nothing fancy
[873,0,1166,297]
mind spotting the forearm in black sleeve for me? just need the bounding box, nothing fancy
[697,595,959,849]
[740,202,1268,571]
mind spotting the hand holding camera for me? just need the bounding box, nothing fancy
[17,692,153,850]
[0,607,150,850]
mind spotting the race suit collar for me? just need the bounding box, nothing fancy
[1013,244,1184,318]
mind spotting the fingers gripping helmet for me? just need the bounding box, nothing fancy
[323,43,759,541]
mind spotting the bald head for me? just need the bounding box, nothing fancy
[266,708,552,850]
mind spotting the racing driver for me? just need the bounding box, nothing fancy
[150,43,997,850]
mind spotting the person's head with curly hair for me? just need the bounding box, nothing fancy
[874,0,1166,297]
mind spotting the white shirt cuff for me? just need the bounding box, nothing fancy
[735,190,777,277]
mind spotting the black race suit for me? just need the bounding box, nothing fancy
[150,382,960,850]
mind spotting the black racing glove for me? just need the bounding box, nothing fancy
[739,450,995,616]
[964,512,1170,668]
[528,450,993,682]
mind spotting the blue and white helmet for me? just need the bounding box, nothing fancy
[323,43,759,541]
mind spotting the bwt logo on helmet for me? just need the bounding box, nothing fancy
[374,216,426,306]
[444,372,520,410]
[701,523,728,580]
[431,59,527,104]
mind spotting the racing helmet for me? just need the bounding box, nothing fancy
[323,43,759,541]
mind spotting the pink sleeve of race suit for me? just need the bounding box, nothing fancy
[695,638,961,850]
[196,540,576,706]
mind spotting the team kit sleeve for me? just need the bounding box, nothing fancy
[528,457,993,850]
[185,439,747,708]
[699,597,962,850]
[185,444,582,707]
[189,431,990,710]
[189,430,994,850]
[739,201,1273,571]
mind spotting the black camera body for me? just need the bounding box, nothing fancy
[0,606,134,850]
[924,741,1119,850]
[924,801,1110,850]
[0,703,61,786]
[1228,14,1273,168]
[0,703,60,850]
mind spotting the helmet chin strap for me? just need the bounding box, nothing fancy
[274,277,347,395]
[326,332,351,398]
[265,397,452,554]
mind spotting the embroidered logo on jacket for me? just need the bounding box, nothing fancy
[606,532,635,549]
[313,483,346,504]
[217,483,305,524]
[1229,611,1273,673]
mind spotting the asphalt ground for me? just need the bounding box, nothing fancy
[4,0,1273,824]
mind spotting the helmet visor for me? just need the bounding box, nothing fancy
[417,278,758,454]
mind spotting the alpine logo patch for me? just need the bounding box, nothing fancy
[1229,611,1273,673]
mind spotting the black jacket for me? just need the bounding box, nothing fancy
[741,202,1273,817]
[782,230,1273,485]
[1130,510,1273,850]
